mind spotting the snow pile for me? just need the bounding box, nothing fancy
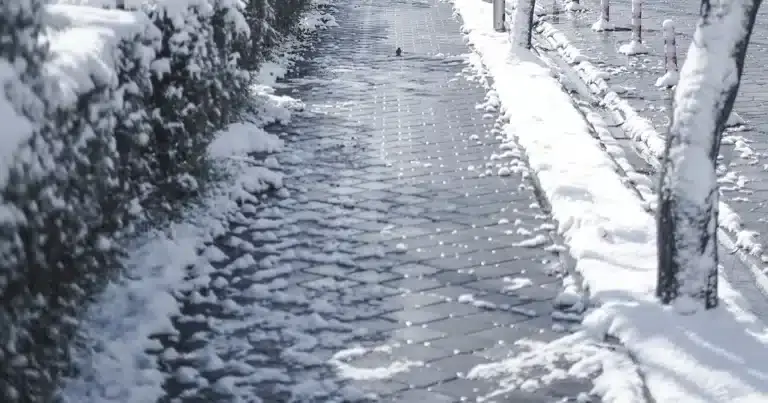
[452,0,768,402]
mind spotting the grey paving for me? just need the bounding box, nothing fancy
[145,0,601,402]
[541,0,768,256]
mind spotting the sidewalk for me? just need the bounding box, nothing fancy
[56,0,613,402]
[541,0,768,261]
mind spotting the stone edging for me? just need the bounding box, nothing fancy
[532,18,768,302]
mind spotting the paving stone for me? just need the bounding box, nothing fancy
[387,307,452,326]
[429,377,497,400]
[391,388,456,403]
[391,365,459,389]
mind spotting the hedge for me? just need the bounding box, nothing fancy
[0,0,313,401]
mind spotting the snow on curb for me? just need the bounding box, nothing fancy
[453,1,768,402]
[56,4,338,403]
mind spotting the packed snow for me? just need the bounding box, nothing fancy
[452,0,768,402]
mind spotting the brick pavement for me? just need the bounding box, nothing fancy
[148,0,601,402]
[540,0,768,262]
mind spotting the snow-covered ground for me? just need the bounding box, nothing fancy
[450,0,768,402]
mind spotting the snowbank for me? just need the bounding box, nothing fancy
[452,1,768,402]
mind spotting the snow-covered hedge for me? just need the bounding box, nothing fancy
[0,0,312,401]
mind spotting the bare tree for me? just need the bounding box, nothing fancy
[657,0,762,309]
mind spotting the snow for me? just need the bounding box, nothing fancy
[207,123,284,158]
[591,18,614,32]
[330,346,423,381]
[655,70,679,87]
[618,40,649,56]
[452,0,768,402]
[565,0,585,12]
[55,3,340,402]
[468,332,645,402]
[0,63,35,193]
[45,8,141,107]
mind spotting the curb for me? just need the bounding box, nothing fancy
[531,18,768,307]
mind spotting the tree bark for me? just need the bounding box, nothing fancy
[657,0,761,309]
[511,0,536,49]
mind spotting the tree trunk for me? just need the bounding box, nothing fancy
[511,0,536,49]
[657,0,761,310]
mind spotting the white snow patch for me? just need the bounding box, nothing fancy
[618,40,649,56]
[329,346,424,381]
[208,122,284,158]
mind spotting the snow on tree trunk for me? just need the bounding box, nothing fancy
[657,0,761,310]
[511,0,536,49]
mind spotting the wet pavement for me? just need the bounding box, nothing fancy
[541,0,768,259]
[143,0,600,402]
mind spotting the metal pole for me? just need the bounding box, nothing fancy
[494,0,506,32]
[655,19,679,89]
[663,20,678,75]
